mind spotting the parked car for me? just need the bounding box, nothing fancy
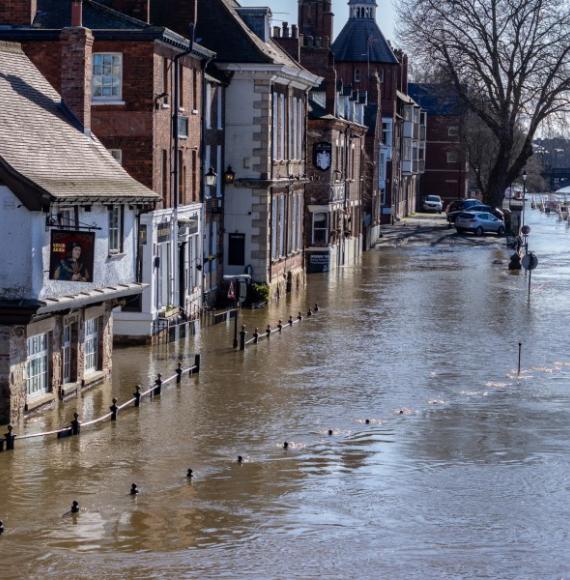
[465,204,505,220]
[446,199,482,227]
[422,195,443,213]
[455,211,506,236]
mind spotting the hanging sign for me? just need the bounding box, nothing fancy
[49,230,95,283]
[314,142,332,171]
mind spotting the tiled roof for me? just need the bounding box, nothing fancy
[408,83,464,116]
[0,42,158,206]
[332,17,397,64]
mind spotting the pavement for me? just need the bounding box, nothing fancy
[376,213,509,248]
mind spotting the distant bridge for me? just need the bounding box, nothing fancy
[542,167,570,191]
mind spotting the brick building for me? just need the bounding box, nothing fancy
[0,41,158,425]
[0,0,215,343]
[153,0,321,301]
[408,83,469,204]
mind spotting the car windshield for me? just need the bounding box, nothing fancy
[463,200,480,208]
[426,196,441,202]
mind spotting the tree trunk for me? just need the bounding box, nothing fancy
[484,150,511,207]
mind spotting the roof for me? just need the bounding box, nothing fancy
[0,42,158,208]
[408,83,464,116]
[332,16,397,64]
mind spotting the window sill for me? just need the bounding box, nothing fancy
[192,109,199,115]
[92,100,126,106]
[83,370,106,389]
[25,392,56,414]
[107,252,126,260]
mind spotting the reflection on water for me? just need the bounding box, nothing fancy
[2,208,570,578]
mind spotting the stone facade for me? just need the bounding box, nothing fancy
[0,303,114,426]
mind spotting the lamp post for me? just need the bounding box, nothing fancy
[521,170,528,228]
[205,167,217,189]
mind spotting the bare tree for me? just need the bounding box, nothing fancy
[398,0,570,205]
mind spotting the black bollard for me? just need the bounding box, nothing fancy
[253,328,259,344]
[71,412,81,436]
[187,468,193,480]
[314,304,319,312]
[328,429,333,436]
[0,438,4,453]
[288,316,294,326]
[518,342,522,377]
[71,501,80,514]
[307,309,313,317]
[297,312,303,321]
[57,428,73,439]
[133,385,141,408]
[130,483,139,496]
[365,419,370,425]
[283,441,289,450]
[176,362,183,384]
[110,399,118,421]
[237,455,243,464]
[154,374,162,396]
[239,326,247,351]
[0,520,4,535]
[278,320,283,332]
[266,325,271,339]
[5,426,15,451]
[193,353,201,375]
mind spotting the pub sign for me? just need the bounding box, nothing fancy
[49,230,95,283]
[313,142,332,171]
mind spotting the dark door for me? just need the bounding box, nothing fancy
[228,233,245,266]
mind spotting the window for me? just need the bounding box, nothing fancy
[192,68,198,111]
[192,150,198,200]
[204,146,212,199]
[447,151,459,164]
[93,53,122,102]
[26,334,50,398]
[62,324,73,384]
[354,68,361,83]
[312,212,328,245]
[206,83,212,129]
[162,57,169,105]
[108,149,122,165]
[178,65,185,109]
[278,195,286,257]
[448,126,459,137]
[272,92,279,161]
[57,207,77,228]
[84,318,99,374]
[271,195,278,258]
[228,233,245,266]
[280,94,286,160]
[108,205,124,254]
[161,149,168,200]
[178,116,189,139]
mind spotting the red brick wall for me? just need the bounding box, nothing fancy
[0,0,36,25]
[23,40,63,93]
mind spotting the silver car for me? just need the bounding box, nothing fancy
[423,195,443,212]
[455,211,506,236]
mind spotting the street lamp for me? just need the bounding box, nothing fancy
[205,167,217,188]
[223,165,236,185]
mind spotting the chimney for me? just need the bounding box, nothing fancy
[60,24,94,133]
[273,26,281,38]
[110,0,150,23]
[71,0,83,27]
[282,22,290,38]
[291,24,298,39]
[0,0,37,25]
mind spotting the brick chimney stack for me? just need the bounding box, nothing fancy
[0,0,38,25]
[60,2,94,134]
[111,0,150,23]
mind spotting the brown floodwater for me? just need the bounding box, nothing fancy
[2,208,570,578]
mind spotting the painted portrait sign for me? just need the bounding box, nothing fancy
[49,230,95,283]
[313,142,332,171]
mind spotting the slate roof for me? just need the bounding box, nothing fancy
[408,83,464,116]
[332,16,397,64]
[0,42,158,208]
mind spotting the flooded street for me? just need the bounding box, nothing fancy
[2,207,570,578]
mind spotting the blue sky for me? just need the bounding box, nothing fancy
[239,0,397,42]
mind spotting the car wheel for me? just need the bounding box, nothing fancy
[475,226,484,236]
[498,226,505,236]
[456,227,464,234]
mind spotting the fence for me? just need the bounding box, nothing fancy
[0,354,201,453]
[239,305,320,350]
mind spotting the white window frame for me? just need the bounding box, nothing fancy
[84,318,99,374]
[92,53,123,103]
[62,325,72,384]
[280,94,286,161]
[108,205,123,255]
[272,92,279,161]
[26,334,50,399]
[312,212,329,245]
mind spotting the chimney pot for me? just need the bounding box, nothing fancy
[71,0,83,27]
[282,22,290,38]
[273,26,281,38]
[291,24,298,39]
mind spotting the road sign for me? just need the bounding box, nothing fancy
[227,281,236,301]
[521,225,531,235]
[522,253,538,271]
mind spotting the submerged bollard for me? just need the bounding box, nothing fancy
[297,312,303,321]
[130,483,139,496]
[518,342,522,377]
[0,520,4,535]
[71,501,80,514]
[193,354,201,375]
[278,320,283,332]
[237,455,244,464]
[240,326,247,351]
[0,438,4,453]
[5,426,15,451]
[253,328,259,344]
[314,304,319,312]
[328,429,333,436]
[133,385,141,407]
[288,316,294,326]
[307,309,313,317]
[266,325,272,339]
[71,412,81,436]
[154,374,163,396]
[110,399,119,421]
[176,362,183,384]
[283,441,289,450]
[187,468,193,480]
